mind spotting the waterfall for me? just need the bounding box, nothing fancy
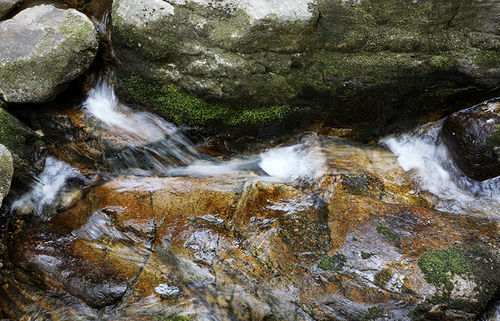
[82,78,326,181]
[381,121,500,218]
[82,78,201,173]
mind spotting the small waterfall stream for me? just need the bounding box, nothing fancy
[382,121,500,217]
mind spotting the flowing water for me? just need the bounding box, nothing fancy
[82,78,326,182]
[381,120,500,218]
[5,76,499,320]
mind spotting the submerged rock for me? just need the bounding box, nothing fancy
[0,4,98,103]
[0,144,13,206]
[112,0,500,133]
[441,100,500,181]
[0,0,21,19]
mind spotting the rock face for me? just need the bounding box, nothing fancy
[0,0,22,19]
[441,99,500,181]
[0,144,13,206]
[0,108,44,186]
[1,139,497,320]
[112,0,500,132]
[0,4,98,103]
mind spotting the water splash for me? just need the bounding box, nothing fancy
[83,78,200,172]
[168,137,325,182]
[11,157,85,219]
[259,138,325,181]
[381,121,500,217]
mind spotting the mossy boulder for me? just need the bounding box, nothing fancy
[0,144,13,206]
[112,0,500,133]
[0,4,98,103]
[441,99,500,181]
[0,108,44,185]
[0,0,22,19]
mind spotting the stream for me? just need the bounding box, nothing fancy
[1,77,498,320]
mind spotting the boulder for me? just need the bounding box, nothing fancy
[111,0,500,133]
[0,0,22,20]
[0,108,44,186]
[0,4,98,103]
[0,144,13,206]
[2,139,497,320]
[441,99,500,181]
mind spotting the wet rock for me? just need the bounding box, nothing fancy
[112,0,500,133]
[5,171,497,320]
[0,4,98,103]
[0,144,13,206]
[0,0,21,19]
[441,100,500,181]
[0,108,44,186]
[12,229,129,309]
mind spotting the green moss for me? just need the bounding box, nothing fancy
[474,50,500,69]
[125,75,292,127]
[376,223,401,242]
[430,55,458,70]
[487,126,500,149]
[363,306,385,320]
[318,253,347,271]
[0,109,35,151]
[418,247,475,292]
[361,252,376,259]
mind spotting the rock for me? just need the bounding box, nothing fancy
[0,4,98,103]
[0,0,21,19]
[12,229,129,309]
[441,99,500,181]
[112,0,500,134]
[0,144,13,206]
[3,137,498,320]
[0,108,44,186]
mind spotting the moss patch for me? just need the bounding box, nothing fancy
[376,223,401,242]
[361,252,376,259]
[124,75,292,128]
[318,253,347,271]
[363,306,385,320]
[418,246,475,292]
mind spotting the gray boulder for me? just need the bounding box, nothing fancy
[0,4,98,103]
[0,0,22,20]
[112,0,500,133]
[0,144,13,206]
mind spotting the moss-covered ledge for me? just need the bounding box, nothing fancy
[123,75,295,129]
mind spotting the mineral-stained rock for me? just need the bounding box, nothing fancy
[0,4,98,103]
[3,168,497,320]
[441,99,500,181]
[112,0,500,133]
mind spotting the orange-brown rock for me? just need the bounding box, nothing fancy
[2,171,497,320]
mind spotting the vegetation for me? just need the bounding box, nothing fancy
[318,253,347,271]
[125,75,292,128]
[376,223,401,242]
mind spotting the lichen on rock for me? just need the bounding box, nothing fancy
[0,4,98,103]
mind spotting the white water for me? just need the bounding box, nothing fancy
[381,121,500,217]
[83,78,200,171]
[11,157,84,218]
[83,79,326,182]
[167,136,325,181]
